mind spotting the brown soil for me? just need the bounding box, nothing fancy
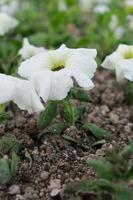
[0,70,132,200]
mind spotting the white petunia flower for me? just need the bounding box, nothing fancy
[93,4,109,14]
[101,44,133,81]
[0,0,19,16]
[0,74,44,113]
[126,0,133,8]
[58,0,67,11]
[0,12,18,35]
[19,38,46,60]
[109,15,124,39]
[18,44,97,102]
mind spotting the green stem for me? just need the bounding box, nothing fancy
[62,99,75,127]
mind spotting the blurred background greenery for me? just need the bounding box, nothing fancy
[0,0,132,74]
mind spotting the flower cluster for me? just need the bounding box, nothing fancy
[0,0,18,35]
[0,41,97,113]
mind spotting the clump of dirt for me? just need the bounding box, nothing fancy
[0,70,132,200]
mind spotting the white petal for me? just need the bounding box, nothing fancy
[18,38,46,60]
[0,74,44,113]
[49,69,73,100]
[0,74,15,102]
[121,59,133,81]
[31,69,52,102]
[76,48,97,58]
[18,52,51,79]
[101,52,121,70]
[0,12,18,35]
[66,52,97,79]
[71,70,94,89]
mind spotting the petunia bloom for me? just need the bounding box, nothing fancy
[101,44,133,81]
[0,0,19,16]
[18,44,97,102]
[0,74,44,113]
[0,12,18,35]
[18,38,46,60]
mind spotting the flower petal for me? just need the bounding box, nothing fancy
[18,38,46,60]
[71,69,94,89]
[18,52,51,79]
[49,69,73,100]
[76,48,97,58]
[31,69,52,102]
[121,59,133,81]
[101,52,121,70]
[0,12,18,35]
[0,74,44,113]
[66,52,97,79]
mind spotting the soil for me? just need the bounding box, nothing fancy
[0,69,132,200]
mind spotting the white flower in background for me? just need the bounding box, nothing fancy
[109,15,124,39]
[102,44,133,81]
[127,15,133,30]
[18,44,97,102]
[93,4,109,14]
[79,0,93,12]
[0,0,19,16]
[79,0,110,13]
[0,74,44,113]
[126,0,133,7]
[0,12,18,35]
[58,0,67,11]
[19,38,46,60]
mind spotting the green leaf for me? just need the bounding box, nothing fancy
[83,123,111,140]
[65,179,113,194]
[70,87,92,102]
[114,185,133,200]
[38,121,65,139]
[119,143,133,159]
[0,112,9,124]
[38,101,57,130]
[87,159,114,180]
[91,139,106,147]
[63,135,78,144]
[29,32,47,46]
[0,134,20,155]
[62,99,75,126]
[0,159,11,184]
[10,152,20,176]
[74,107,85,122]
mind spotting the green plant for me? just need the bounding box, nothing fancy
[0,134,20,155]
[0,152,20,185]
[65,143,133,200]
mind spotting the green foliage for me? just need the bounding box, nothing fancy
[69,87,92,102]
[0,112,9,124]
[38,121,65,139]
[0,152,19,185]
[38,101,57,130]
[0,134,20,155]
[65,143,133,199]
[62,99,75,126]
[74,107,85,122]
[0,159,11,184]
[83,122,111,140]
[10,152,20,176]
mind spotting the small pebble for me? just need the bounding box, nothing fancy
[8,185,20,195]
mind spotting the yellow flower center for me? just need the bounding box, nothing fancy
[50,55,66,71]
[123,48,133,59]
